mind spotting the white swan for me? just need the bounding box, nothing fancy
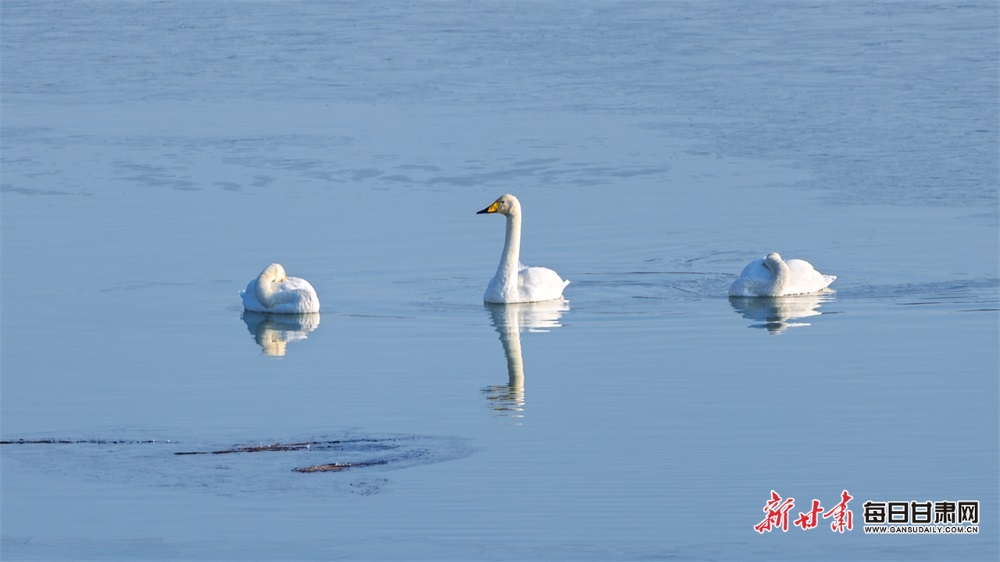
[240,263,320,313]
[729,252,836,297]
[477,194,570,304]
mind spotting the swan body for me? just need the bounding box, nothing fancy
[729,252,836,297]
[477,194,569,304]
[240,263,320,313]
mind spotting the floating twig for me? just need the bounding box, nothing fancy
[174,440,347,455]
[293,460,387,473]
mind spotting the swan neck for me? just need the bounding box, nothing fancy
[767,257,790,294]
[254,270,278,307]
[497,212,522,279]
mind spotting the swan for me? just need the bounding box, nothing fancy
[477,194,569,304]
[240,263,320,313]
[729,252,836,297]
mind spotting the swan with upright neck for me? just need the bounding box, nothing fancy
[477,194,569,304]
[240,263,321,313]
[729,252,836,297]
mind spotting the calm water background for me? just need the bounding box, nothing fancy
[2,1,997,560]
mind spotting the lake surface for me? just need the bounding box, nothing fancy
[2,1,997,560]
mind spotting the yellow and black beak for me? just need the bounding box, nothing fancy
[476,201,500,214]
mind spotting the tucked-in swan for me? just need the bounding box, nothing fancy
[240,263,320,313]
[729,252,836,297]
[477,194,569,304]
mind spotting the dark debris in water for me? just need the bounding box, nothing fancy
[293,460,388,473]
[173,438,403,472]
[2,436,448,475]
[174,440,370,455]
[1,438,162,445]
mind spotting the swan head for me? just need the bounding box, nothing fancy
[763,252,784,273]
[477,194,521,217]
[260,263,288,284]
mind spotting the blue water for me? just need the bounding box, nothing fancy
[2,1,997,560]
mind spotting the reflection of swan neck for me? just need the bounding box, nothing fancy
[496,320,524,413]
[258,328,289,356]
[254,264,286,308]
[497,211,522,282]
[498,322,524,383]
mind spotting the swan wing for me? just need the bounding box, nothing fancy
[271,276,321,313]
[783,259,836,295]
[277,276,318,295]
[240,278,269,312]
[517,265,570,303]
[728,258,775,297]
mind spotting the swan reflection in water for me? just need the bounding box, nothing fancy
[483,300,568,419]
[728,293,835,334]
[241,311,321,356]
